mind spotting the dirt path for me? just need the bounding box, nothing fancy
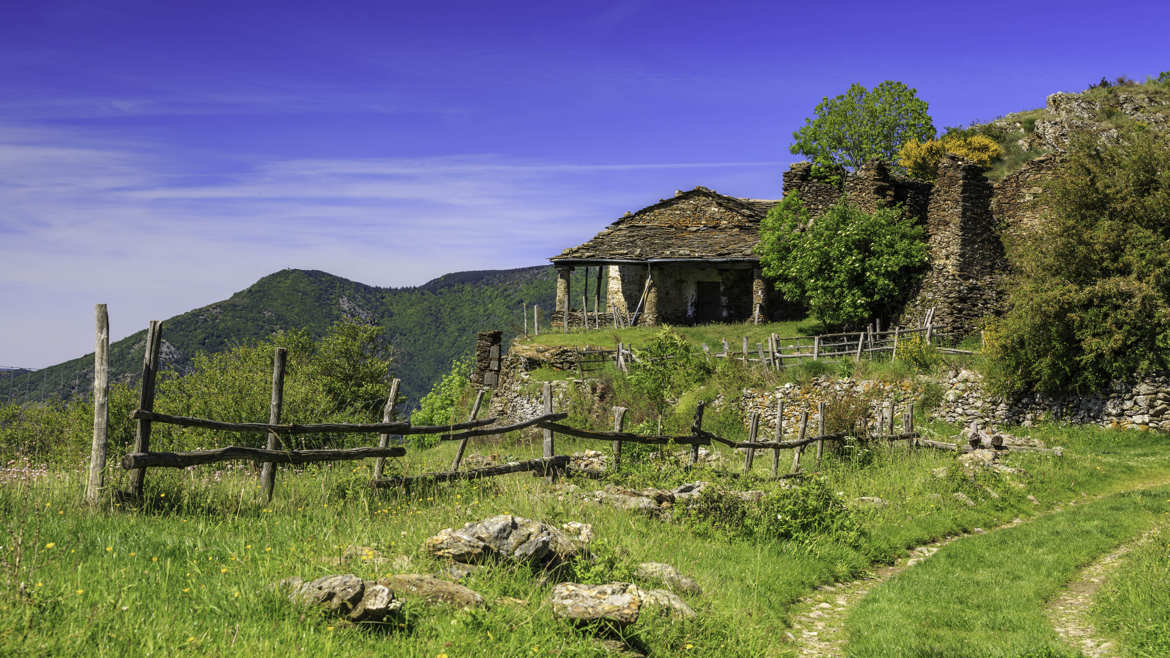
[783,522,1018,657]
[1046,527,1160,658]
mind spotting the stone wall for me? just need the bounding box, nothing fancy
[898,157,1008,337]
[608,262,760,325]
[935,369,1170,432]
[471,331,503,388]
[741,377,922,437]
[991,153,1062,250]
[780,162,841,216]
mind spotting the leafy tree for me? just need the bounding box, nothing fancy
[410,357,473,445]
[626,327,712,417]
[791,81,935,177]
[305,321,393,419]
[985,125,1170,394]
[757,193,928,327]
[897,133,1003,182]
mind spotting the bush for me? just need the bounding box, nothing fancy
[985,125,1170,394]
[678,479,865,546]
[626,327,712,416]
[410,356,474,446]
[898,134,1003,182]
[757,194,928,328]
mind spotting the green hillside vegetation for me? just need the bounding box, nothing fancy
[0,266,597,408]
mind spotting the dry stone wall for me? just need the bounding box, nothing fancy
[935,369,1170,432]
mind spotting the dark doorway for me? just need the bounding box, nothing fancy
[695,281,722,323]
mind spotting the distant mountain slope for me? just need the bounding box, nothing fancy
[0,265,574,408]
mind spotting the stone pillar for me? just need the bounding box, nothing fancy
[642,265,658,325]
[752,267,768,322]
[472,331,502,387]
[555,266,571,314]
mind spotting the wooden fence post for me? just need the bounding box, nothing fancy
[743,411,760,474]
[771,398,784,477]
[855,332,864,362]
[542,383,554,458]
[372,378,401,480]
[612,406,627,471]
[892,326,900,360]
[523,303,528,335]
[815,401,826,466]
[450,389,486,471]
[813,336,820,360]
[128,320,162,499]
[260,347,288,502]
[742,336,748,363]
[86,303,109,504]
[790,411,809,473]
[534,304,540,335]
[907,401,916,447]
[690,401,705,467]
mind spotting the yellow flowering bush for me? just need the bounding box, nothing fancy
[898,134,1003,181]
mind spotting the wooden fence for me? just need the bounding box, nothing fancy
[101,319,938,504]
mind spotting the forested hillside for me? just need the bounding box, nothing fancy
[0,265,579,407]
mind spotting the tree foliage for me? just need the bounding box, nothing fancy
[757,193,928,328]
[897,133,1003,181]
[627,327,712,417]
[409,357,473,446]
[985,125,1170,394]
[790,81,935,177]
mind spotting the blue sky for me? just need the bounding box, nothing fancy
[2,0,1168,368]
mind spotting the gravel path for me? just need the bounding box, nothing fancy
[1046,527,1161,658]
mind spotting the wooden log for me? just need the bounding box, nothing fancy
[534,304,540,335]
[629,268,652,326]
[542,382,554,458]
[128,320,162,499]
[757,342,765,365]
[892,326,900,360]
[813,336,819,360]
[791,411,809,473]
[536,422,711,446]
[449,389,485,471]
[260,347,288,502]
[123,445,407,469]
[523,302,528,335]
[771,397,783,477]
[815,401,826,465]
[917,437,962,452]
[743,411,760,474]
[594,265,603,328]
[439,413,566,441]
[690,401,705,465]
[86,303,110,504]
[128,410,497,435]
[855,332,864,362]
[372,456,569,489]
[373,378,402,480]
[612,406,627,471]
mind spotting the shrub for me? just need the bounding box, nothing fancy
[626,327,712,416]
[985,125,1170,394]
[898,134,1003,182]
[897,334,943,373]
[410,356,474,445]
[757,194,928,328]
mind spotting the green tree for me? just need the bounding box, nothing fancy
[757,193,928,327]
[410,356,473,445]
[985,125,1170,394]
[791,81,935,177]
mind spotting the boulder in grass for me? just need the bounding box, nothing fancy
[635,587,696,619]
[423,514,588,567]
[550,582,641,626]
[381,574,485,608]
[279,574,402,622]
[634,562,702,595]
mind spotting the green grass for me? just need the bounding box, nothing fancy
[845,483,1170,657]
[1093,524,1170,657]
[2,424,1168,656]
[524,319,820,351]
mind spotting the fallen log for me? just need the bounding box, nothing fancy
[439,413,567,441]
[129,409,497,436]
[534,421,711,446]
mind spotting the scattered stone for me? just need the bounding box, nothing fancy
[635,587,696,618]
[854,496,889,508]
[634,562,702,595]
[932,467,950,479]
[570,450,610,472]
[599,638,647,658]
[560,522,594,548]
[391,554,414,572]
[462,454,501,469]
[280,573,402,622]
[438,563,478,581]
[497,596,527,606]
[670,481,710,503]
[424,515,588,567]
[550,582,641,626]
[1027,494,1040,505]
[953,492,976,508]
[381,574,485,608]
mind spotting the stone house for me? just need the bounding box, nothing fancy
[549,187,780,326]
[552,154,1051,337]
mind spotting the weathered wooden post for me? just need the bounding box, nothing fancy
[892,326,900,360]
[260,347,288,502]
[128,320,162,499]
[743,411,760,474]
[855,332,864,362]
[815,401,826,465]
[594,266,603,327]
[690,401,705,467]
[771,397,784,477]
[742,336,748,363]
[450,389,486,471]
[372,378,401,480]
[612,406,627,471]
[813,336,820,360]
[542,382,554,458]
[523,303,528,335]
[86,303,109,504]
[791,411,809,473]
[533,304,540,335]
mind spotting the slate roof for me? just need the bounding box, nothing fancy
[551,187,780,264]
